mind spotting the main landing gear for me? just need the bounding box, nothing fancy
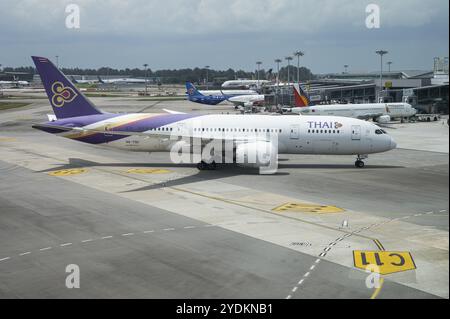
[197,161,217,171]
[355,155,368,168]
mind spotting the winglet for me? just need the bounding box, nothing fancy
[163,109,186,114]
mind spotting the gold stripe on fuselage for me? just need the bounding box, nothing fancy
[62,113,162,139]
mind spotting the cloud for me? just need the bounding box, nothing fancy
[0,0,447,72]
[1,0,448,37]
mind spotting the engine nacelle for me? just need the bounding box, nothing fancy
[376,115,391,124]
[235,141,275,168]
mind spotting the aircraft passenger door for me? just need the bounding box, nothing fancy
[290,125,299,139]
[351,125,361,140]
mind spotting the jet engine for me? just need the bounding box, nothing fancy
[376,115,391,124]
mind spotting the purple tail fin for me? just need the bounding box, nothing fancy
[31,56,102,119]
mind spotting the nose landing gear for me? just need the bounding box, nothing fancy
[355,155,368,168]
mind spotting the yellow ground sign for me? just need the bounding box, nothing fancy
[353,251,416,275]
[48,168,87,176]
[273,202,344,214]
[126,168,171,174]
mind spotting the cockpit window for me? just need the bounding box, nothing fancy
[375,129,383,135]
[381,129,387,134]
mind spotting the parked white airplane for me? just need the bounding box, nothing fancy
[98,77,147,84]
[283,84,417,123]
[227,94,265,108]
[32,55,397,174]
[0,77,30,86]
[199,89,258,96]
[70,76,100,85]
[222,79,270,89]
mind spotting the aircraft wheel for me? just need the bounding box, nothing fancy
[355,160,365,168]
[197,161,206,170]
[208,161,217,170]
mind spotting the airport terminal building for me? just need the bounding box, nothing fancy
[265,57,449,114]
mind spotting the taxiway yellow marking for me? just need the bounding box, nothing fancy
[353,251,416,275]
[48,168,88,176]
[272,202,344,214]
[373,239,385,251]
[126,168,171,174]
[0,137,17,142]
[370,278,384,299]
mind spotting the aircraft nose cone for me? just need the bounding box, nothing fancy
[390,137,397,150]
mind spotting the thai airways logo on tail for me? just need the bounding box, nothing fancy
[293,84,311,107]
[51,81,78,107]
[31,56,101,119]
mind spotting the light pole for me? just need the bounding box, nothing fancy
[205,65,210,89]
[143,63,148,95]
[375,50,388,93]
[285,56,293,84]
[344,64,349,73]
[55,55,59,69]
[387,61,392,73]
[274,59,282,86]
[293,51,304,84]
[256,61,262,86]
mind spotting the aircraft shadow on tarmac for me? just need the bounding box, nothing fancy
[36,158,403,192]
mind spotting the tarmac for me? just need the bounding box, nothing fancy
[0,94,448,298]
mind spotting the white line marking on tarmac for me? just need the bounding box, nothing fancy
[0,257,11,262]
[310,265,316,271]
[19,252,31,256]
[60,243,72,247]
[315,259,321,264]
[39,247,52,251]
[304,272,310,277]
[183,226,196,229]
[286,295,292,299]
[163,228,175,231]
[143,230,154,233]
[81,239,93,243]
[440,210,447,213]
[292,287,298,292]
[122,233,134,236]
[101,236,113,239]
[298,279,304,285]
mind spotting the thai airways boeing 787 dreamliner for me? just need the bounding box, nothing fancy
[31,56,396,173]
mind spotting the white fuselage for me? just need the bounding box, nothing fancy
[228,94,265,106]
[89,114,395,155]
[288,102,417,120]
[221,80,270,88]
[199,89,257,96]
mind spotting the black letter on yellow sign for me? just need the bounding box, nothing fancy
[361,252,385,266]
[389,253,405,266]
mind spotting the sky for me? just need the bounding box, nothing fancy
[0,0,448,74]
